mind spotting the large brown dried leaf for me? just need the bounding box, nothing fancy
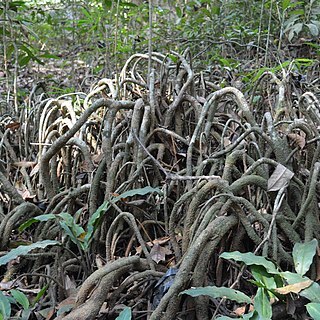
[274,279,313,294]
[287,133,306,149]
[268,164,294,191]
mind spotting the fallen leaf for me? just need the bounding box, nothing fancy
[6,122,20,130]
[287,133,306,149]
[234,304,254,315]
[275,279,313,294]
[135,237,171,254]
[150,243,172,263]
[267,164,294,191]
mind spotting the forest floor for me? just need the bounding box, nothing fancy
[1,39,320,320]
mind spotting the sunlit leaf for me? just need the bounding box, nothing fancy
[293,239,318,275]
[115,307,132,320]
[175,7,182,18]
[306,303,320,319]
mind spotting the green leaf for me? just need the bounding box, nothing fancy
[103,0,112,9]
[211,5,220,15]
[180,286,251,304]
[18,54,31,67]
[10,290,29,310]
[32,284,48,307]
[58,212,74,225]
[306,303,320,319]
[115,306,132,320]
[301,282,320,303]
[0,240,60,266]
[58,212,85,238]
[18,214,56,232]
[113,186,162,201]
[243,311,259,319]
[220,251,279,274]
[84,200,110,246]
[281,271,307,284]
[254,288,272,320]
[216,317,235,320]
[306,23,319,36]
[282,0,291,10]
[59,221,78,245]
[251,265,277,291]
[85,187,162,246]
[293,239,317,275]
[119,1,138,8]
[175,7,182,18]
[81,7,92,19]
[0,291,11,319]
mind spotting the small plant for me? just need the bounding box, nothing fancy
[181,239,320,319]
[282,0,320,41]
[18,186,162,253]
[0,286,48,320]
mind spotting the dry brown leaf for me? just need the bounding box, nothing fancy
[234,304,254,316]
[135,236,171,254]
[275,279,313,294]
[287,133,306,149]
[6,122,20,130]
[92,153,103,164]
[15,181,35,199]
[150,243,172,263]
